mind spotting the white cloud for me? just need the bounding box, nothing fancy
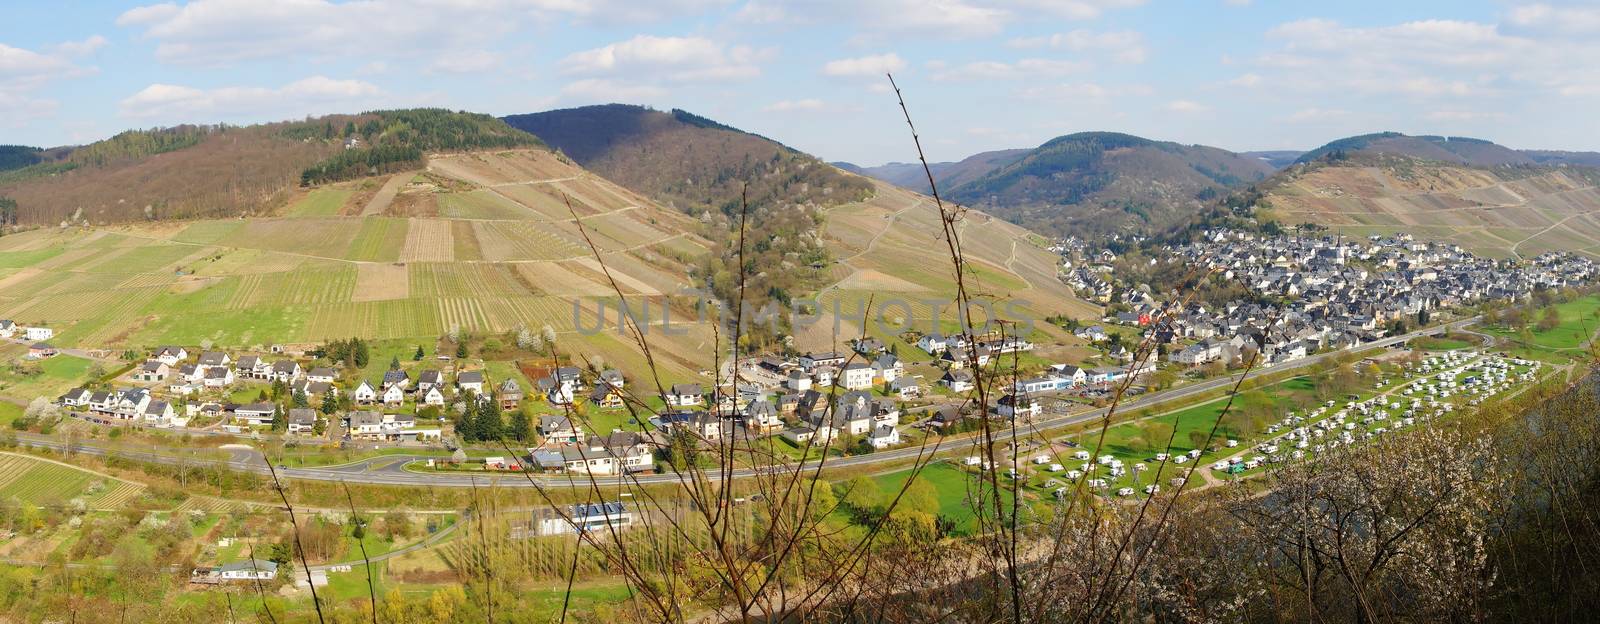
[739,0,1009,38]
[0,42,96,129]
[1006,29,1146,63]
[1227,73,1262,87]
[0,43,82,90]
[115,0,527,66]
[427,50,501,75]
[998,0,1147,20]
[930,58,1090,81]
[119,76,383,119]
[823,53,906,77]
[55,35,109,57]
[561,35,764,83]
[558,78,668,103]
[1503,3,1600,36]
[1165,99,1208,113]
[0,92,58,128]
[1246,16,1600,100]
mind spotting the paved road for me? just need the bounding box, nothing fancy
[13,320,1477,488]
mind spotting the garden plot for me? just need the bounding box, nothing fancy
[345,217,408,262]
[491,184,580,219]
[451,220,484,261]
[514,262,610,296]
[409,263,528,298]
[74,243,198,275]
[287,188,355,217]
[170,220,245,245]
[352,263,410,302]
[0,456,98,505]
[437,189,540,220]
[305,299,441,340]
[400,218,454,262]
[226,265,357,309]
[472,221,586,261]
[217,218,363,258]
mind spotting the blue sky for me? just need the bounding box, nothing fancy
[3,0,1599,164]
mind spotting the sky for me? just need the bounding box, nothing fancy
[3,0,1600,165]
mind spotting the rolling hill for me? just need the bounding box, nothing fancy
[1257,146,1600,260]
[0,108,1099,381]
[940,132,1274,237]
[0,109,539,225]
[502,104,871,214]
[1293,132,1534,167]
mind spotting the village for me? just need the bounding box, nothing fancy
[23,228,1596,489]
[1062,229,1597,367]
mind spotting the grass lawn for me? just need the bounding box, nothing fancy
[0,401,21,427]
[0,354,97,402]
[521,580,637,614]
[872,461,1012,536]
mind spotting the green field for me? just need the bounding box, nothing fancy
[872,462,1011,536]
[287,188,354,217]
[0,354,96,401]
[347,217,407,262]
[1485,295,1600,351]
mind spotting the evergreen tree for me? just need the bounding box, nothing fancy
[353,339,370,368]
[270,406,286,432]
[320,391,337,415]
[389,356,401,370]
[413,345,425,361]
[476,399,503,441]
[508,409,531,442]
[455,340,468,359]
[456,407,477,442]
[291,389,309,409]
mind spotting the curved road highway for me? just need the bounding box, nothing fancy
[15,319,1479,488]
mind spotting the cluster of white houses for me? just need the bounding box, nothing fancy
[1072,231,1598,368]
[3,321,58,360]
[56,345,498,439]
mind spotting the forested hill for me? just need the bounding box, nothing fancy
[945,131,1274,237]
[1294,132,1533,166]
[0,109,540,225]
[501,104,872,215]
[848,148,1031,195]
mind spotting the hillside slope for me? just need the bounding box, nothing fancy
[0,139,1098,375]
[0,109,540,225]
[948,132,1274,237]
[502,104,871,214]
[1258,152,1600,260]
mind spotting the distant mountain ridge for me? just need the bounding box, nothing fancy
[920,132,1274,236]
[1242,150,1304,169]
[1296,132,1533,166]
[845,149,1031,195]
